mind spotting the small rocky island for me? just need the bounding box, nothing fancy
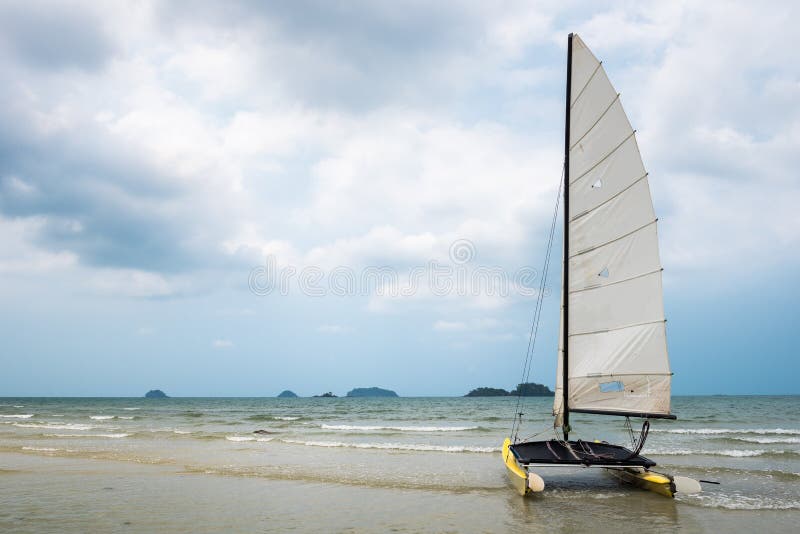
[144,389,169,398]
[346,387,398,397]
[277,390,298,398]
[313,392,337,398]
[465,382,554,397]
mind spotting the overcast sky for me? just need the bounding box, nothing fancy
[1,0,798,396]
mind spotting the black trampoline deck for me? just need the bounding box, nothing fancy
[509,439,656,468]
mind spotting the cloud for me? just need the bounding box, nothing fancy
[0,0,797,308]
[0,1,116,71]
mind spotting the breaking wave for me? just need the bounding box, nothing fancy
[12,423,97,431]
[225,436,273,442]
[281,439,497,453]
[47,433,130,438]
[652,428,800,435]
[320,424,480,432]
[690,493,800,510]
[715,436,800,445]
[650,448,800,458]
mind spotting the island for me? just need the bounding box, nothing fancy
[313,392,337,398]
[464,382,554,397]
[346,387,398,398]
[144,389,169,398]
[277,390,298,398]
[464,387,508,397]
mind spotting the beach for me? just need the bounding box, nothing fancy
[1,396,798,532]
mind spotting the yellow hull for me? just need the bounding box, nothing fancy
[502,438,544,496]
[605,467,675,498]
[502,438,529,495]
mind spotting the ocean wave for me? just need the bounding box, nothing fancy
[650,448,800,458]
[652,428,800,435]
[281,439,497,453]
[320,424,480,432]
[715,436,800,445]
[90,415,115,420]
[225,435,273,442]
[691,494,800,510]
[226,435,255,442]
[47,433,130,438]
[13,423,96,431]
[0,414,34,419]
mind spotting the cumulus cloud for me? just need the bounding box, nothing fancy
[0,0,797,308]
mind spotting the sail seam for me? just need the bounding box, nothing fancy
[569,93,620,151]
[570,172,649,222]
[570,61,603,109]
[568,319,665,337]
[569,130,636,186]
[570,218,657,258]
[568,268,662,294]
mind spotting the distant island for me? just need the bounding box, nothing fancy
[313,392,337,398]
[346,387,398,398]
[277,390,298,398]
[465,382,554,397]
[465,387,509,397]
[145,389,168,398]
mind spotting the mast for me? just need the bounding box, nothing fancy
[562,33,573,442]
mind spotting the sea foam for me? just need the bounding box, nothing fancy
[650,448,797,458]
[652,428,800,435]
[320,424,479,432]
[13,423,96,431]
[281,438,496,453]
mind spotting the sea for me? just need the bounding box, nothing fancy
[1,396,798,533]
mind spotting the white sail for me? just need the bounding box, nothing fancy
[554,35,672,422]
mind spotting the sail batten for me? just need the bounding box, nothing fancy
[568,318,666,338]
[554,34,672,422]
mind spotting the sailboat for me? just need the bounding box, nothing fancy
[502,33,701,498]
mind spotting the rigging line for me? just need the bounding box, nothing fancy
[511,171,561,440]
[510,167,563,442]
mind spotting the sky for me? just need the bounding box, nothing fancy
[0,0,798,397]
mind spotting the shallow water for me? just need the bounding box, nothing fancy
[1,396,798,532]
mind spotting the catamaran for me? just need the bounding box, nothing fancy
[502,33,702,498]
